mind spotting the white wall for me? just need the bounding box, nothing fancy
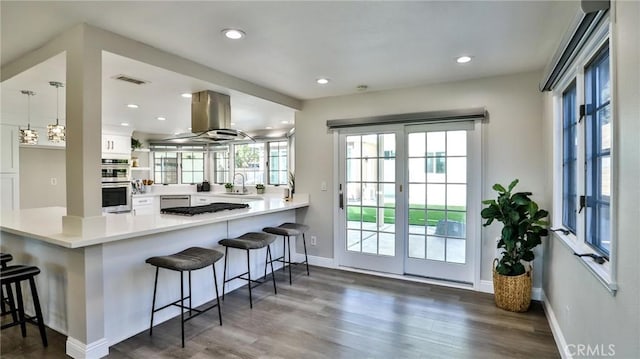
[19,147,66,208]
[295,70,546,284]
[542,2,640,357]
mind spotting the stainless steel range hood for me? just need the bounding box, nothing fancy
[165,90,253,143]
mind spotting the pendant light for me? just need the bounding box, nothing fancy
[19,90,38,145]
[47,81,65,143]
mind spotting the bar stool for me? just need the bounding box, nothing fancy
[218,232,277,308]
[0,264,48,347]
[262,223,310,284]
[146,247,224,348]
[1,253,18,322]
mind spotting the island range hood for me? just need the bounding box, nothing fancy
[165,90,254,143]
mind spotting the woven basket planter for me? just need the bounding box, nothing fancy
[492,259,532,312]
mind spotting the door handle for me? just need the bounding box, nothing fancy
[339,183,344,210]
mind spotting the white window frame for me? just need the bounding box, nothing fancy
[151,145,208,185]
[551,17,617,294]
[211,138,292,187]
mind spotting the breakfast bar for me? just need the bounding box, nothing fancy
[0,194,309,358]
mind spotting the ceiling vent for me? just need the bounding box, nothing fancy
[112,74,149,85]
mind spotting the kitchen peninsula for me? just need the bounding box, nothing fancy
[0,193,309,358]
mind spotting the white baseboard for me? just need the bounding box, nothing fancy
[293,253,336,268]
[542,291,571,359]
[479,280,542,301]
[66,337,109,359]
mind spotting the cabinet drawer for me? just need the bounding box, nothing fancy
[133,197,154,206]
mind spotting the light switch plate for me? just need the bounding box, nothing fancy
[320,181,327,191]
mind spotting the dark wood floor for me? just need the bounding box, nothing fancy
[1,266,558,358]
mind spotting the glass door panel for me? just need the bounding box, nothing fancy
[339,131,403,274]
[405,128,475,283]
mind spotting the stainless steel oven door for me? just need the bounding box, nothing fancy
[102,182,132,213]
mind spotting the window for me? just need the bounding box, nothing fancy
[555,36,612,260]
[211,146,230,184]
[152,145,206,185]
[562,82,578,233]
[181,152,205,184]
[153,152,178,184]
[268,141,288,185]
[584,46,611,255]
[426,151,445,174]
[234,143,264,185]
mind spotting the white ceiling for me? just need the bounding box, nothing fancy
[0,1,577,135]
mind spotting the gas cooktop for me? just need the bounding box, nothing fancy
[161,202,249,216]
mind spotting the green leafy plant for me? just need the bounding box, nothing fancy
[481,179,549,276]
[224,183,233,189]
[131,137,142,150]
[255,184,265,190]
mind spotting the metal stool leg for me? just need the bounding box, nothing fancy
[180,271,185,348]
[188,271,192,316]
[28,277,48,347]
[212,264,222,326]
[282,236,287,273]
[246,249,253,309]
[302,233,310,275]
[287,235,292,285]
[149,267,159,336]
[267,246,277,295]
[222,246,228,301]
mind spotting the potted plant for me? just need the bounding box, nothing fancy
[481,179,549,312]
[288,172,295,194]
[255,184,265,194]
[224,183,233,193]
[131,137,142,151]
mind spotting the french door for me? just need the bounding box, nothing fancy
[336,122,480,283]
[336,129,404,274]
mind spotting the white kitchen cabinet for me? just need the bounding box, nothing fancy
[102,134,130,156]
[1,124,19,173]
[132,196,157,215]
[190,195,214,206]
[0,173,19,210]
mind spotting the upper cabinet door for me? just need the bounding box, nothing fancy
[0,125,19,173]
[102,134,131,156]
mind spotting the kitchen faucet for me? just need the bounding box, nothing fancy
[234,173,247,194]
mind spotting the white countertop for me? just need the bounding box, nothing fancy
[0,194,309,249]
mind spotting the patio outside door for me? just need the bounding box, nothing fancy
[336,129,404,274]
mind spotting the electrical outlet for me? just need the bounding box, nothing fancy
[310,235,317,246]
[50,178,57,186]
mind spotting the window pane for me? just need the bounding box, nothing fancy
[447,131,467,156]
[362,231,377,254]
[426,132,445,154]
[446,184,466,210]
[268,141,288,185]
[408,133,425,157]
[346,136,361,158]
[408,235,425,259]
[447,157,466,183]
[562,82,578,233]
[409,184,426,207]
[426,184,445,209]
[379,232,395,256]
[362,158,378,182]
[446,238,466,264]
[585,46,611,255]
[408,158,426,183]
[426,236,445,261]
[379,183,395,208]
[361,135,377,158]
[235,143,265,185]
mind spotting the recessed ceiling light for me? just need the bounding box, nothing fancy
[230,122,236,126]
[181,93,192,98]
[127,104,139,109]
[188,127,192,131]
[456,56,472,64]
[120,122,129,127]
[222,28,246,40]
[156,116,166,121]
[266,126,273,130]
[281,120,289,124]
[316,78,330,85]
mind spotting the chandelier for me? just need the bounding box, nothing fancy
[19,90,38,145]
[47,81,65,143]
